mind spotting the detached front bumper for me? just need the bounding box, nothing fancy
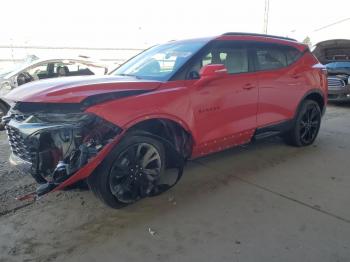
[4,112,122,197]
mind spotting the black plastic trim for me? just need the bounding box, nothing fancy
[81,90,151,107]
[253,120,294,140]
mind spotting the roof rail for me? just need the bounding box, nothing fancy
[222,32,297,42]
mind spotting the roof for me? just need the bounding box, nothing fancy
[222,32,297,42]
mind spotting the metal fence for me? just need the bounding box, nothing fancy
[0,45,145,70]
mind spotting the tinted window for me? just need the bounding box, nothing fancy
[189,42,249,75]
[255,45,301,71]
[255,48,287,70]
[285,47,301,65]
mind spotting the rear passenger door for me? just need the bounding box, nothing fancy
[252,43,305,127]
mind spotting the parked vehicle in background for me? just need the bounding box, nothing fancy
[0,58,108,118]
[2,33,327,208]
[325,61,350,102]
[313,39,350,102]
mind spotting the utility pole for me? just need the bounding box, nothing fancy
[263,0,270,34]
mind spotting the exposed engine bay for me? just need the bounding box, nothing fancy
[2,104,120,194]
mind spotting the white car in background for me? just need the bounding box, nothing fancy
[0,58,108,118]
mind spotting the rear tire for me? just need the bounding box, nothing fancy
[284,100,321,147]
[87,133,165,209]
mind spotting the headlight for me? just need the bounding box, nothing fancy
[27,112,95,124]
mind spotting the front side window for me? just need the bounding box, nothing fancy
[188,42,249,77]
[112,40,208,81]
[53,61,106,77]
[25,63,49,80]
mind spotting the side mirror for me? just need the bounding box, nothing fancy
[195,64,228,87]
[199,64,228,78]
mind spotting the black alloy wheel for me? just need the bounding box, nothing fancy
[299,102,321,144]
[109,142,162,203]
[284,100,322,147]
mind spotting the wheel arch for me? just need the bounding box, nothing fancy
[295,89,325,118]
[123,117,195,163]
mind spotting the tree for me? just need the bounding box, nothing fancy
[303,36,312,47]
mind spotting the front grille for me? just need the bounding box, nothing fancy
[328,77,345,89]
[5,125,33,163]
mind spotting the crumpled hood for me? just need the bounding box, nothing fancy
[313,39,350,64]
[5,75,161,103]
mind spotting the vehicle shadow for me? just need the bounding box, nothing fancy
[1,136,319,261]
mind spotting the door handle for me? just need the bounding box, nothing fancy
[243,83,255,90]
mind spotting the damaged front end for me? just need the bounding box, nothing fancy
[2,104,121,197]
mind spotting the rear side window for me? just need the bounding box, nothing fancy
[285,47,301,64]
[254,45,301,71]
[255,48,287,70]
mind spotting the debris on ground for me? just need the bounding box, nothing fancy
[168,196,177,205]
[148,228,157,236]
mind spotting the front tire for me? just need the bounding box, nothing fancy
[87,134,166,208]
[284,100,321,147]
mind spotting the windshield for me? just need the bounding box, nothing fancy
[326,62,350,69]
[0,63,26,78]
[112,40,208,81]
[0,55,39,78]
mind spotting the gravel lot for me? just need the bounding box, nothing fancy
[0,104,349,262]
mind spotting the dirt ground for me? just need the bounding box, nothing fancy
[0,104,350,262]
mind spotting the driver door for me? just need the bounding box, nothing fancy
[187,41,259,156]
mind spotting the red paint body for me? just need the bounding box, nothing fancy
[6,34,328,188]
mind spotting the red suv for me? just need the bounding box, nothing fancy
[2,33,327,208]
